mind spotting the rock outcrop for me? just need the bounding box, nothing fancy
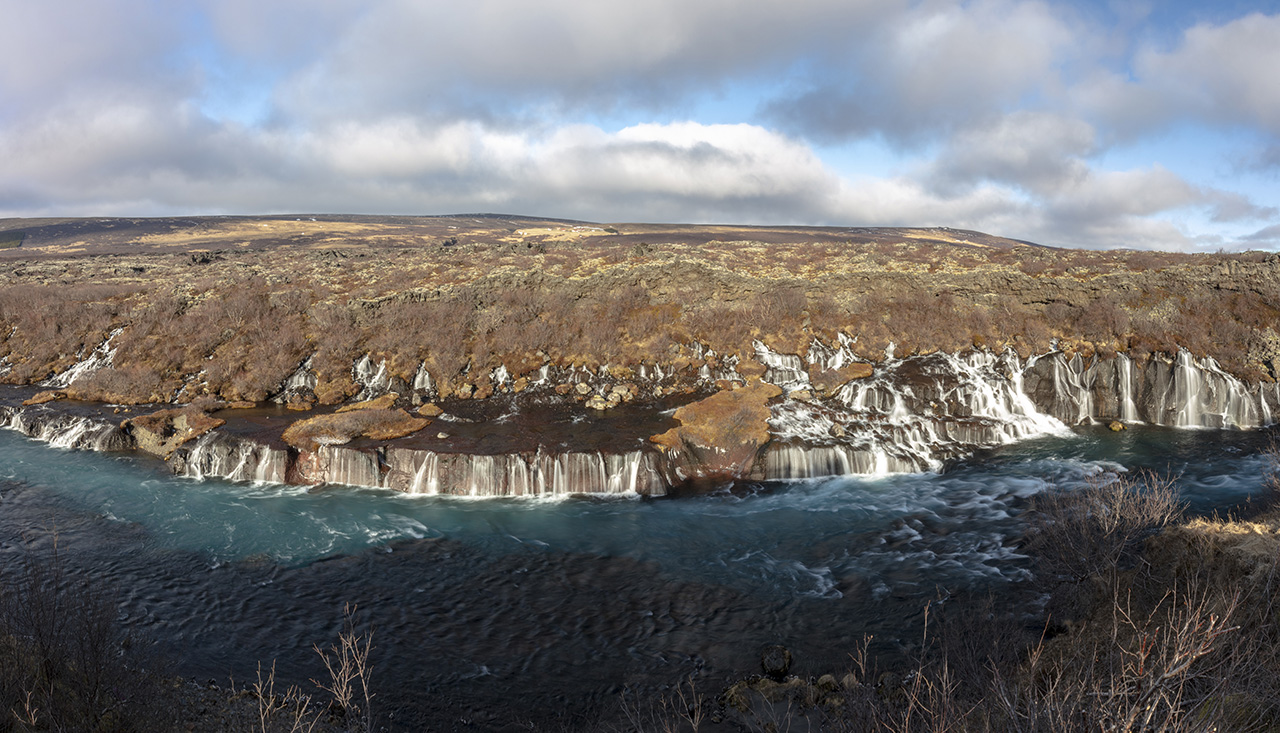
[649,379,783,485]
[281,408,429,452]
[122,407,225,458]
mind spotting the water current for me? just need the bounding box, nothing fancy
[0,425,1275,728]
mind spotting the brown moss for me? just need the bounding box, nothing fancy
[650,379,782,480]
[336,393,399,412]
[122,407,225,457]
[21,390,65,405]
[282,409,429,451]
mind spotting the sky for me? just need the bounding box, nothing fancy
[1,0,1278,250]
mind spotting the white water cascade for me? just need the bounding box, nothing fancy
[6,343,1280,492]
[0,406,131,452]
[1026,349,1278,429]
[764,350,1071,477]
[353,355,394,400]
[384,447,667,497]
[273,357,317,403]
[39,328,123,389]
[173,432,289,484]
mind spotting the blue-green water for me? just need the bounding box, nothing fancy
[0,424,1274,727]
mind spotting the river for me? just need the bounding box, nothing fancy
[0,423,1274,729]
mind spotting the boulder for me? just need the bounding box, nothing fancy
[417,402,444,417]
[761,644,792,681]
[649,379,783,483]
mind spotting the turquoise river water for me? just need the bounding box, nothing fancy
[0,424,1275,728]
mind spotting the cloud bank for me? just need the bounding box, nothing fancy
[0,0,1277,250]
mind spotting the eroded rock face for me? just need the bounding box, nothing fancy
[281,408,429,452]
[121,407,225,457]
[649,379,783,484]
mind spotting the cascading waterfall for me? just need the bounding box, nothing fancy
[313,445,384,488]
[753,340,809,391]
[172,432,289,483]
[1117,353,1140,423]
[273,357,317,403]
[1027,349,1273,429]
[412,363,434,394]
[0,406,132,452]
[764,349,1072,478]
[386,447,667,497]
[39,328,123,389]
[6,342,1280,492]
[353,355,395,400]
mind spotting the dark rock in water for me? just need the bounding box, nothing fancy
[1109,420,1125,431]
[761,644,792,680]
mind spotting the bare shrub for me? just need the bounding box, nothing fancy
[311,604,375,733]
[1026,472,1183,587]
[613,675,706,733]
[253,660,320,733]
[0,531,167,732]
[992,580,1242,733]
[250,604,375,733]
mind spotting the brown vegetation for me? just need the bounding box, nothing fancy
[281,409,429,452]
[650,379,782,481]
[2,216,1278,406]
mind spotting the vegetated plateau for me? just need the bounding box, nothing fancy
[2,213,1278,406]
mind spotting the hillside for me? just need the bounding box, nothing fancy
[1,214,1277,409]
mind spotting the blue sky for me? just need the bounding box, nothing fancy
[0,0,1277,250]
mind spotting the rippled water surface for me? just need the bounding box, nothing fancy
[0,425,1274,728]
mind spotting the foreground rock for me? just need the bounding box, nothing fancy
[122,407,225,458]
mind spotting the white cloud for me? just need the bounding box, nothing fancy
[0,0,186,113]
[930,111,1096,195]
[766,0,1078,142]
[0,0,1275,253]
[1135,12,1280,134]
[275,0,897,119]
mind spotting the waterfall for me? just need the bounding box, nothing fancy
[5,341,1279,492]
[353,355,393,400]
[173,432,289,483]
[386,447,667,497]
[765,351,1071,478]
[412,363,433,394]
[754,340,809,391]
[1117,354,1140,423]
[40,328,123,389]
[1,406,132,452]
[273,356,317,403]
